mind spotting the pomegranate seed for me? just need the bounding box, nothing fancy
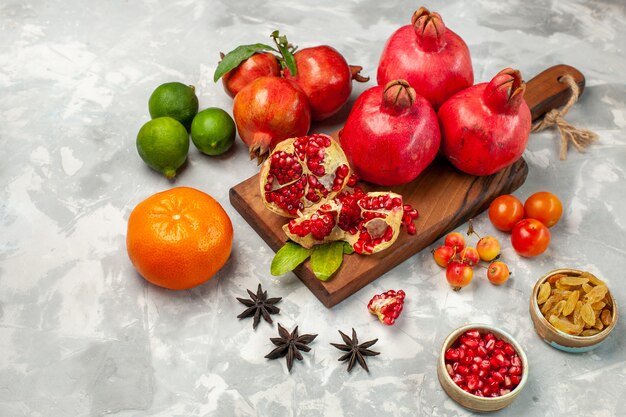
[458,365,470,376]
[500,389,511,396]
[511,355,522,367]
[503,344,515,356]
[466,348,476,359]
[510,375,521,386]
[465,330,481,339]
[478,369,488,379]
[509,366,522,375]
[504,376,512,388]
[485,333,496,341]
[472,356,482,364]
[452,374,463,384]
[446,364,454,376]
[495,340,504,348]
[467,375,479,390]
[491,371,504,383]
[444,348,457,361]
[474,390,484,397]
[485,339,496,351]
[477,346,488,357]
[480,360,491,371]
[470,364,479,374]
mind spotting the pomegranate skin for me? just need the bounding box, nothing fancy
[377,8,473,110]
[285,46,367,121]
[339,80,440,186]
[439,68,532,176]
[233,76,311,158]
[222,53,280,98]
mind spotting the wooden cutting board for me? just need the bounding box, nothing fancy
[229,65,585,308]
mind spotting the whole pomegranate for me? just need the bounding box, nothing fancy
[259,134,351,217]
[339,80,440,186]
[221,52,280,98]
[233,76,311,160]
[284,188,413,255]
[439,68,531,176]
[284,46,368,121]
[377,7,473,109]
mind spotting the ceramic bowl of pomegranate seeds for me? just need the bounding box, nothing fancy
[530,268,618,353]
[438,324,529,412]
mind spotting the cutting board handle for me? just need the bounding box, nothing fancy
[525,64,585,121]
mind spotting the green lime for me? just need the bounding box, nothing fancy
[190,108,236,156]
[148,82,199,130]
[136,117,189,179]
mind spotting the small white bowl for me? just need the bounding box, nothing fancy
[437,323,529,412]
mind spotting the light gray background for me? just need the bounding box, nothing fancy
[1,0,625,416]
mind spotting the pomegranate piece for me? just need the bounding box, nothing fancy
[259,134,351,217]
[439,68,532,176]
[221,52,280,98]
[444,329,523,398]
[233,76,311,160]
[284,45,369,121]
[284,189,416,255]
[377,7,474,110]
[367,290,406,325]
[339,79,440,186]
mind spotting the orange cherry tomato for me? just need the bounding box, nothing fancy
[511,219,551,257]
[524,192,563,228]
[488,195,525,232]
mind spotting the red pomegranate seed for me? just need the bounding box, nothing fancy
[491,371,504,383]
[458,365,470,376]
[465,330,481,339]
[477,346,488,357]
[467,375,479,390]
[511,355,522,367]
[485,339,496,351]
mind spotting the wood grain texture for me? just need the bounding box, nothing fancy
[229,65,585,308]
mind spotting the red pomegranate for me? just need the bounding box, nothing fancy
[284,45,369,121]
[283,188,418,255]
[377,7,473,109]
[233,76,311,160]
[439,68,531,176]
[338,80,440,186]
[259,134,351,217]
[221,52,280,98]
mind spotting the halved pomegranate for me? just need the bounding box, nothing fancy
[283,188,418,255]
[259,134,351,217]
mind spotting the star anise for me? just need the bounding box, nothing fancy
[236,284,281,329]
[330,328,380,372]
[265,323,317,372]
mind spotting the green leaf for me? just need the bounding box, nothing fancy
[270,31,297,76]
[310,242,345,281]
[343,242,355,255]
[271,242,311,276]
[213,43,276,82]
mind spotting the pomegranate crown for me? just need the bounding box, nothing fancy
[382,79,417,113]
[483,68,527,113]
[411,7,447,51]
